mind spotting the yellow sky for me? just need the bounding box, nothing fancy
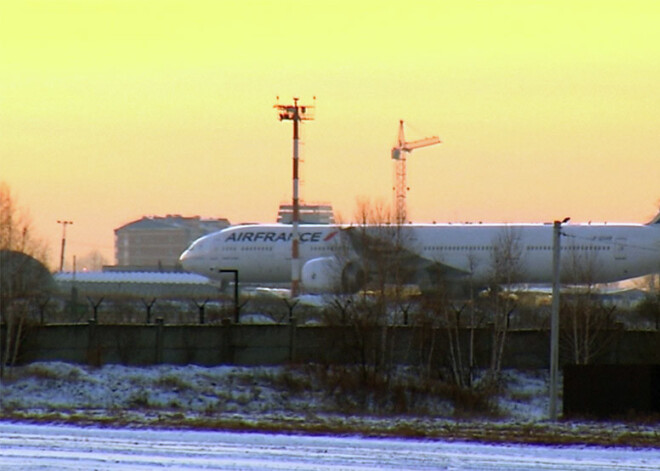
[2,0,660,269]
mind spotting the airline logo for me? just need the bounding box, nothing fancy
[225,230,334,243]
[324,230,339,241]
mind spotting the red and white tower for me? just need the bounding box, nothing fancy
[274,97,315,297]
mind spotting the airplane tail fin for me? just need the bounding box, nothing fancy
[647,212,660,225]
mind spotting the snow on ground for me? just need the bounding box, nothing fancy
[0,362,659,448]
[2,422,660,470]
[0,363,329,421]
[0,362,543,421]
[2,363,660,469]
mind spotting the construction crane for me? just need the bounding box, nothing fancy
[391,120,441,224]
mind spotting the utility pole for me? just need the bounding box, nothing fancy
[57,220,73,272]
[274,97,315,298]
[550,217,569,420]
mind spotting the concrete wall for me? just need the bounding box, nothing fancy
[11,322,660,368]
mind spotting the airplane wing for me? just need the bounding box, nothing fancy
[340,226,470,284]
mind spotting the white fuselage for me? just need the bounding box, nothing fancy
[180,225,342,283]
[179,222,660,289]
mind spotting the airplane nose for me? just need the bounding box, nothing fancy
[179,248,196,272]
[179,237,211,275]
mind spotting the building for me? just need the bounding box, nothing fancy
[114,215,229,270]
[277,204,335,224]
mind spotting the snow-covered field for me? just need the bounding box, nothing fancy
[0,362,548,423]
[1,362,660,469]
[0,362,548,421]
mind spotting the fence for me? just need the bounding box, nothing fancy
[8,321,660,368]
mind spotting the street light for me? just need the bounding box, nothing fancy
[57,220,73,272]
[549,216,569,421]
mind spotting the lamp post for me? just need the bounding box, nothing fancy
[550,217,569,421]
[57,220,73,272]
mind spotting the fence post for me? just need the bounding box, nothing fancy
[87,318,100,366]
[220,318,233,364]
[155,317,164,364]
[289,318,297,363]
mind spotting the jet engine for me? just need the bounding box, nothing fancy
[301,257,366,294]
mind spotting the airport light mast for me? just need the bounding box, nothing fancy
[391,120,441,225]
[274,97,315,297]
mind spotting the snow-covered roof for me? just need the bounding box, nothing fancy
[53,271,220,299]
[55,271,211,285]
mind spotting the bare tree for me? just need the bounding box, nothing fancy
[561,247,617,364]
[635,292,660,330]
[484,226,523,381]
[417,238,486,389]
[0,183,51,374]
[406,227,522,391]
[630,274,660,329]
[0,183,48,260]
[349,198,398,377]
[316,197,418,409]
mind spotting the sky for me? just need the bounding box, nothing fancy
[2,0,660,270]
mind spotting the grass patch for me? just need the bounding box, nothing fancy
[271,368,312,395]
[24,364,84,382]
[156,374,194,392]
[126,389,151,409]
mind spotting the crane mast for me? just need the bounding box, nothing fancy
[391,120,441,225]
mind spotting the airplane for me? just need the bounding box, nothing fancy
[179,214,660,295]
